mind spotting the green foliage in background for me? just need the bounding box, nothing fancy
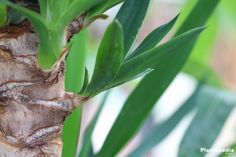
[1,0,236,157]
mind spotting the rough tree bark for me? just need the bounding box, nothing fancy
[0,19,85,157]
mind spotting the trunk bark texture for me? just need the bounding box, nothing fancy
[0,23,83,157]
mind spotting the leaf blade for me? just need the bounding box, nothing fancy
[62,107,83,157]
[128,85,202,157]
[108,27,205,90]
[178,86,236,157]
[78,92,110,157]
[95,27,204,157]
[86,20,124,96]
[116,0,150,56]
[127,14,179,60]
[65,29,88,93]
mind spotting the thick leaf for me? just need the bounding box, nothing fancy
[0,1,47,39]
[0,4,7,26]
[62,30,88,157]
[107,27,205,90]
[127,14,179,60]
[85,20,124,96]
[116,0,150,56]
[78,92,110,157]
[95,27,204,157]
[87,0,124,19]
[128,85,202,157]
[62,107,82,157]
[178,86,236,157]
[58,0,107,27]
[39,0,47,17]
[65,29,88,93]
[0,0,61,69]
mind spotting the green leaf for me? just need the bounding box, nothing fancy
[79,68,89,94]
[0,0,47,36]
[128,85,202,157]
[0,0,61,69]
[108,27,205,90]
[127,14,179,60]
[177,0,221,86]
[219,143,236,157]
[87,0,124,19]
[95,27,204,157]
[0,4,7,26]
[178,86,236,157]
[65,29,88,93]
[96,0,219,155]
[78,92,110,157]
[116,0,150,56]
[62,107,82,157]
[58,0,107,27]
[62,30,88,157]
[175,0,220,36]
[85,20,124,96]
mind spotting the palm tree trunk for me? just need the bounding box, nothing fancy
[0,23,83,157]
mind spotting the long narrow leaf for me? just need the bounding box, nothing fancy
[62,30,88,157]
[128,85,202,157]
[116,0,150,56]
[59,0,107,27]
[175,0,220,36]
[178,86,236,157]
[78,92,110,157]
[87,0,124,19]
[62,107,83,157]
[86,20,124,96]
[96,0,220,156]
[108,27,205,90]
[127,14,179,60]
[0,4,7,26]
[95,27,204,157]
[0,0,61,69]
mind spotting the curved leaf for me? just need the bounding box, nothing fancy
[65,29,88,93]
[127,14,179,60]
[95,27,204,157]
[107,27,205,90]
[116,0,150,56]
[86,20,124,96]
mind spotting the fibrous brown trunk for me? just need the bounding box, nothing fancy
[0,23,83,157]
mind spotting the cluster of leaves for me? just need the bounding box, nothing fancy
[1,0,236,157]
[74,0,236,157]
[0,0,124,69]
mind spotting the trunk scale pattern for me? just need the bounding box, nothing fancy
[0,23,84,157]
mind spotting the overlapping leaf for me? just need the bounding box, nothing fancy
[95,27,204,157]
[62,29,88,157]
[178,86,236,157]
[78,92,110,157]
[85,20,124,96]
[127,14,179,60]
[116,0,150,56]
[107,27,204,89]
[128,85,201,157]
[96,0,219,156]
